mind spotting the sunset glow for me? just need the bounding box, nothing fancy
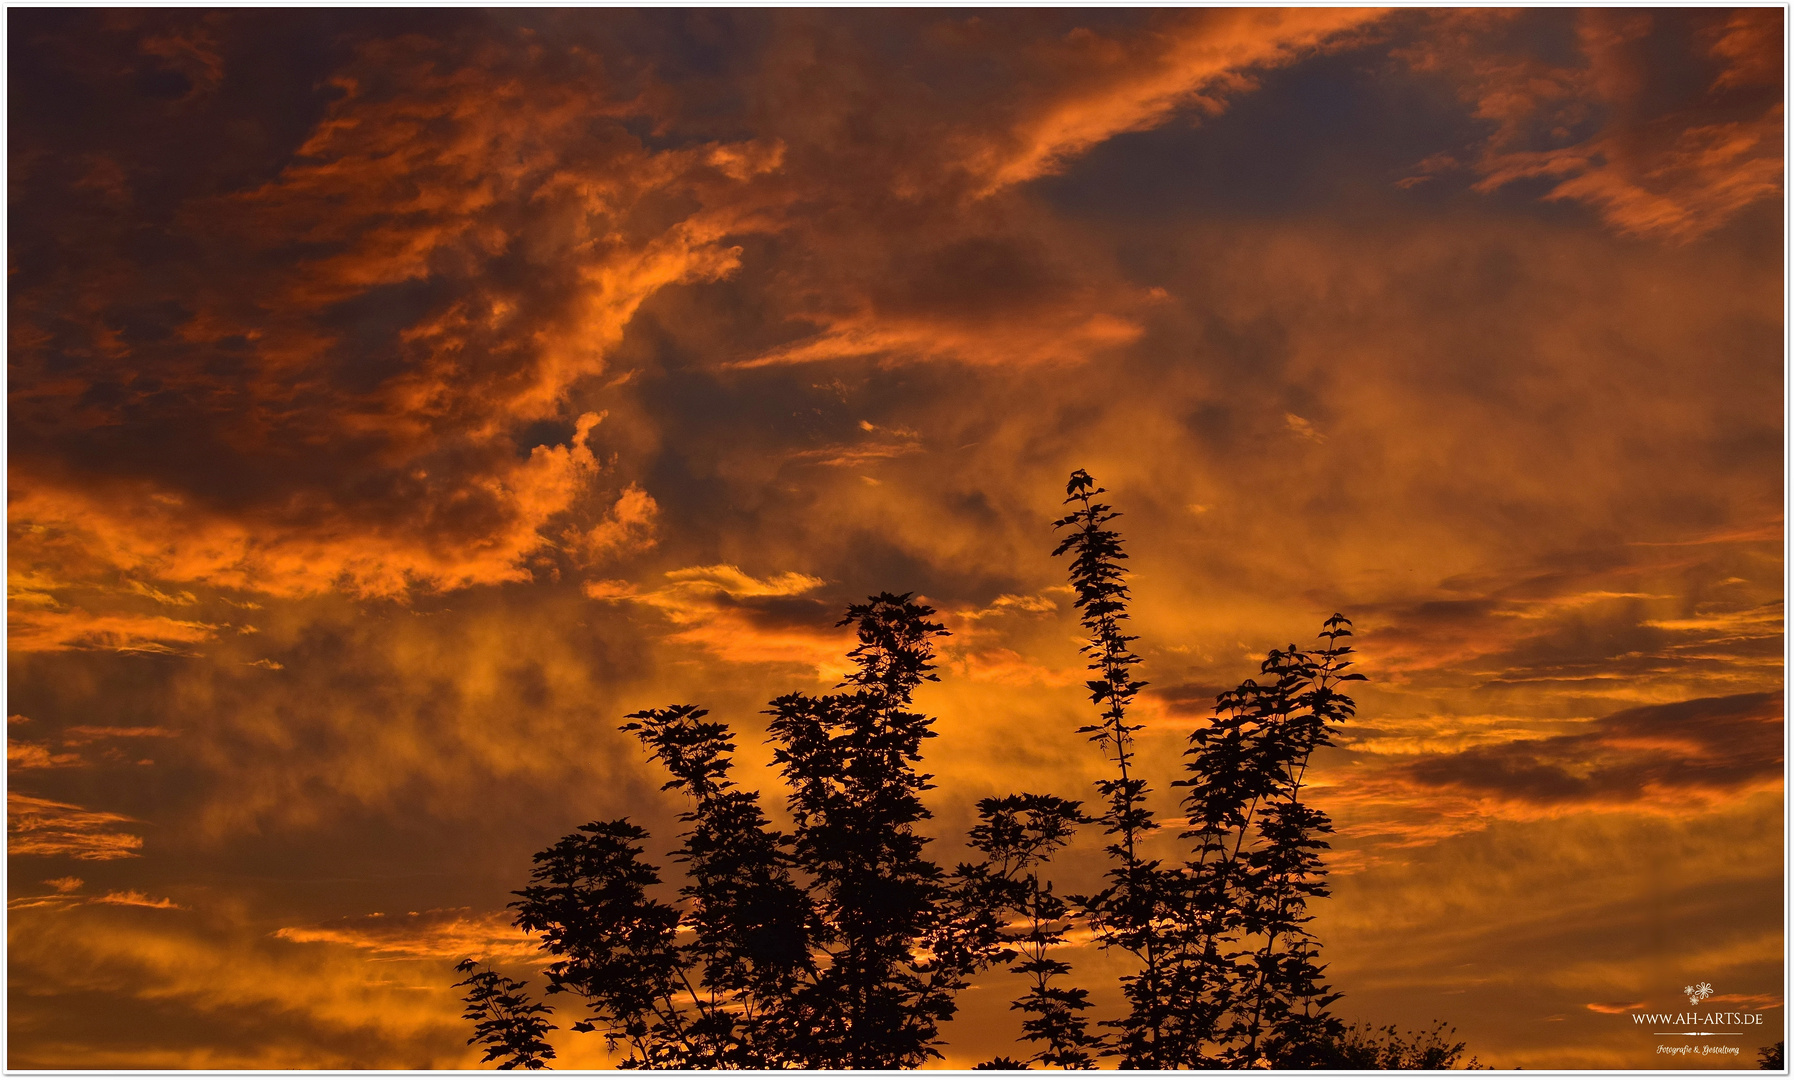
[7,8,1783,1069]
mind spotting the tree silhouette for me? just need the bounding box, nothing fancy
[1173,618,1360,1067]
[460,472,1480,1070]
[1050,469,1172,1066]
[465,593,1081,1068]
[1047,469,1359,1068]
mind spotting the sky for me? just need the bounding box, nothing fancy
[5,7,1785,1070]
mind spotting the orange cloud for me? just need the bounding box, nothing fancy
[7,900,486,1068]
[5,11,1781,1070]
[7,604,221,655]
[63,725,180,745]
[573,482,661,561]
[134,14,226,101]
[274,907,540,966]
[192,33,785,426]
[1704,8,1781,92]
[734,306,1145,370]
[9,31,791,622]
[10,725,180,770]
[9,741,85,769]
[1401,9,1783,240]
[9,793,145,859]
[962,8,1386,193]
[10,888,184,912]
[7,410,613,602]
[589,564,851,672]
[777,425,925,470]
[1473,103,1782,242]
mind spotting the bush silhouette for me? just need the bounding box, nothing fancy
[1313,1020,1481,1069]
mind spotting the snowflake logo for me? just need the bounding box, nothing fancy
[1684,982,1714,1006]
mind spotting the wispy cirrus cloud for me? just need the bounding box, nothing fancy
[8,793,146,859]
[956,8,1387,193]
[10,722,178,770]
[1322,692,1782,848]
[1398,691,1781,811]
[9,887,184,912]
[274,907,540,965]
[1397,8,1782,240]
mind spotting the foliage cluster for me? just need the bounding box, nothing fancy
[1316,1021,1480,1069]
[1758,1040,1783,1069]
